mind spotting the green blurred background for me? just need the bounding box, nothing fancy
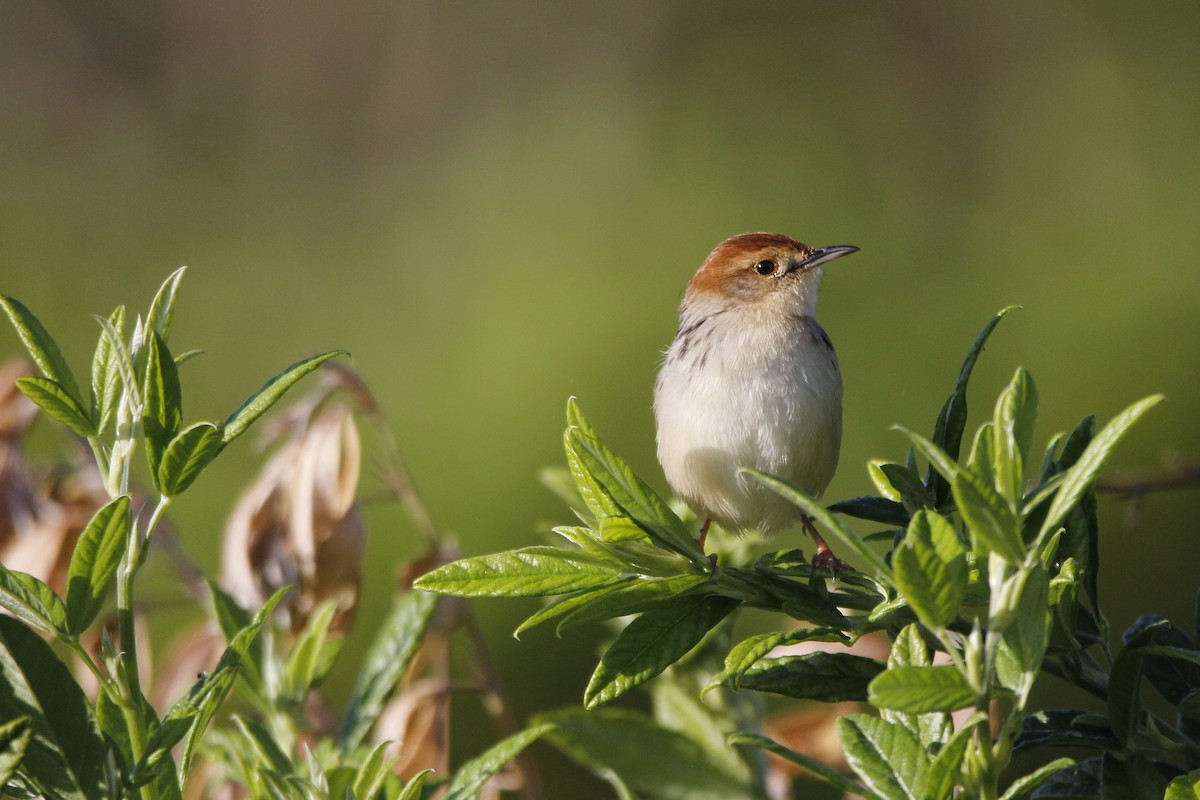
[2,2,1198,796]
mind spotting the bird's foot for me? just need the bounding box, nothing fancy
[802,516,853,578]
[810,545,853,578]
[695,518,712,552]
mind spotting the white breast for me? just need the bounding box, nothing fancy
[654,309,842,534]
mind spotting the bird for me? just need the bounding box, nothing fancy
[653,232,858,570]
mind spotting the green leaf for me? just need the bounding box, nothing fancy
[92,314,140,409]
[1039,395,1163,539]
[992,367,1039,502]
[342,589,439,749]
[565,426,705,567]
[597,516,652,543]
[838,713,929,800]
[1163,768,1200,800]
[883,625,953,749]
[828,496,910,527]
[398,769,433,800]
[542,708,752,800]
[869,665,976,713]
[995,565,1050,692]
[222,350,347,444]
[141,330,183,486]
[351,739,397,800]
[741,468,891,576]
[233,716,293,774]
[926,722,975,798]
[0,716,32,787]
[0,295,86,411]
[206,581,259,681]
[556,573,711,632]
[157,421,225,496]
[90,305,126,436]
[514,578,636,637]
[966,422,997,499]
[931,306,1018,461]
[15,377,95,437]
[0,615,106,800]
[894,427,961,486]
[131,712,201,787]
[282,600,342,700]
[0,565,67,637]
[442,723,554,800]
[176,586,290,780]
[585,594,737,708]
[712,627,849,691]
[413,546,626,597]
[1000,757,1075,800]
[563,399,623,521]
[879,463,934,514]
[953,468,1023,563]
[892,510,967,629]
[729,731,878,799]
[65,495,131,635]
[145,267,187,340]
[738,652,884,702]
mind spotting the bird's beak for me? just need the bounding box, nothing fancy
[790,245,860,274]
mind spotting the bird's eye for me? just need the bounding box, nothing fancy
[754,259,776,275]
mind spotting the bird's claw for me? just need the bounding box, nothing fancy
[810,547,853,579]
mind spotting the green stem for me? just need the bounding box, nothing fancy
[115,495,170,800]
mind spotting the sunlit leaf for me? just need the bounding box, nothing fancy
[65,495,131,635]
[711,627,849,691]
[15,377,95,437]
[0,294,86,410]
[1038,395,1162,539]
[0,565,67,637]
[879,463,934,515]
[953,469,1023,563]
[414,546,626,597]
[565,425,704,567]
[556,573,710,632]
[90,306,125,436]
[838,714,929,800]
[145,266,187,340]
[141,330,182,485]
[222,350,347,444]
[892,510,967,629]
[157,421,225,496]
[585,595,737,708]
[742,468,891,576]
[995,565,1050,693]
[868,665,975,713]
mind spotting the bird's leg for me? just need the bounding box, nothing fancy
[802,515,852,577]
[696,517,712,551]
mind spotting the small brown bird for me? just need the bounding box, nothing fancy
[653,232,858,568]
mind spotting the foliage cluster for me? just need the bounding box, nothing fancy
[0,274,1197,800]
